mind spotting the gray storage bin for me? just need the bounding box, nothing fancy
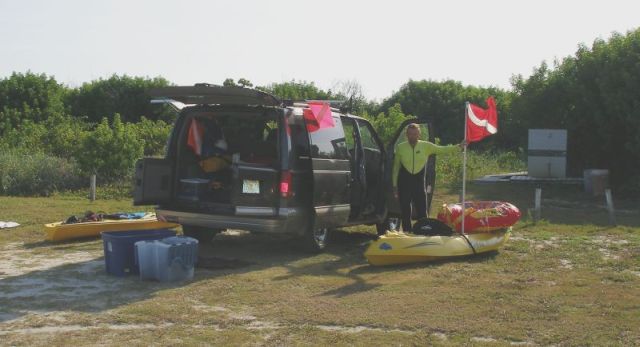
[135,236,199,282]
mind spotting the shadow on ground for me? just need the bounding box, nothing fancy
[0,228,501,323]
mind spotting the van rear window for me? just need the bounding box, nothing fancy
[184,110,280,167]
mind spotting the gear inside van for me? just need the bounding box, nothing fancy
[176,109,281,205]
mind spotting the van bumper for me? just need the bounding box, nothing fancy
[156,208,305,234]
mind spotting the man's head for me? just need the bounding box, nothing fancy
[406,123,421,145]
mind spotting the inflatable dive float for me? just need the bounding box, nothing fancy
[437,201,521,233]
[364,228,511,266]
[44,212,179,242]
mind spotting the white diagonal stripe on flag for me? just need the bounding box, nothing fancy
[467,104,497,134]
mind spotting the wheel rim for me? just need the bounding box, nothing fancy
[313,227,328,248]
[389,218,400,231]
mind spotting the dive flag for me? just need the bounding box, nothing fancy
[303,102,334,132]
[466,96,498,143]
[187,119,204,156]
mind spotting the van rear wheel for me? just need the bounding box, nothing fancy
[182,225,223,245]
[301,223,331,252]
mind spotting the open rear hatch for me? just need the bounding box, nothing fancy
[172,106,283,215]
[137,85,285,216]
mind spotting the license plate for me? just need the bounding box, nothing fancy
[242,179,260,194]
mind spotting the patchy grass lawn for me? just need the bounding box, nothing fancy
[1,183,639,346]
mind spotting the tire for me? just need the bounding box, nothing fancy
[300,221,331,253]
[375,222,387,236]
[376,217,399,236]
[182,225,223,245]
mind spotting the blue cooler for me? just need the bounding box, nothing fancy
[135,236,199,282]
[101,229,177,276]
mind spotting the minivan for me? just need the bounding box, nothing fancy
[134,84,437,251]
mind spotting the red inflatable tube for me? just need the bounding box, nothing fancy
[436,201,521,233]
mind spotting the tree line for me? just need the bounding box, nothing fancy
[1,27,639,194]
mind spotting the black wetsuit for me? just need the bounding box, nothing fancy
[397,165,427,231]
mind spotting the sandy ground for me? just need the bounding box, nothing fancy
[0,233,634,345]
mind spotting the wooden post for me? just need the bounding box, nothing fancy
[605,188,616,226]
[90,174,96,202]
[534,187,542,222]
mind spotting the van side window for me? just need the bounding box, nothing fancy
[308,116,349,160]
[341,118,357,155]
[355,119,382,151]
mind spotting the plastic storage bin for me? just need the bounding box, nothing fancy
[101,228,177,276]
[135,236,199,282]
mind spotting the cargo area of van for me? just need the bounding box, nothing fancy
[173,108,282,212]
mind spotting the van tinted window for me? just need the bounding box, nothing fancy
[308,116,349,160]
[356,119,381,151]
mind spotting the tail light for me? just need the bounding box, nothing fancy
[280,170,293,198]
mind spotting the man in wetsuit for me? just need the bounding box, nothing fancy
[392,123,462,231]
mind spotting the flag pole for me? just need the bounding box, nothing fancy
[462,102,469,236]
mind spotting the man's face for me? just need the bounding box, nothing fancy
[406,128,420,144]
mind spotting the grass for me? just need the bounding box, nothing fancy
[436,149,526,188]
[1,182,639,345]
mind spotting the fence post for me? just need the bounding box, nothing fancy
[534,187,542,222]
[605,188,616,226]
[89,174,96,202]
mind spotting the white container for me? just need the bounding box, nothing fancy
[135,236,199,282]
[528,129,568,178]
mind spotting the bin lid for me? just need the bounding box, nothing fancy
[101,228,176,239]
[162,236,199,245]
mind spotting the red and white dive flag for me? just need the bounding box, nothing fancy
[303,102,334,132]
[466,96,498,143]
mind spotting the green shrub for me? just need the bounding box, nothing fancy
[363,103,412,145]
[65,74,172,124]
[436,149,526,187]
[132,116,172,156]
[76,114,144,182]
[0,151,84,196]
[0,120,48,152]
[0,113,89,159]
[42,114,90,158]
[0,72,67,135]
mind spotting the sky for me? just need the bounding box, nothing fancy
[1,0,638,101]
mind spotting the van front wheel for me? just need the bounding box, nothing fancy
[376,217,399,236]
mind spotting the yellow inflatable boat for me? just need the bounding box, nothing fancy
[45,213,179,242]
[364,229,511,266]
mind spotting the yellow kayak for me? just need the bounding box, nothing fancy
[364,229,511,266]
[44,213,179,242]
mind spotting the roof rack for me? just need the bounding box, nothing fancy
[282,99,347,110]
[149,84,281,107]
